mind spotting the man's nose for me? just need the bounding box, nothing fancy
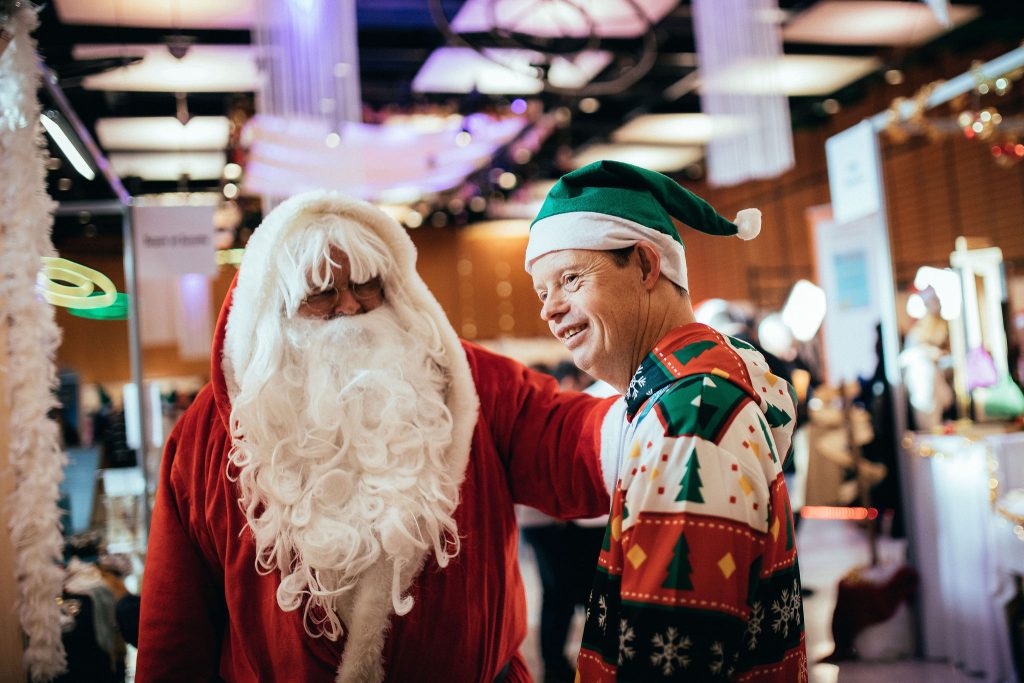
[540,292,567,322]
[334,288,363,316]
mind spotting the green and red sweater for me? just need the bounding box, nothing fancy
[578,323,807,682]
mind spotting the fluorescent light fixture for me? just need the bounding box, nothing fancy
[96,116,230,151]
[412,47,612,95]
[55,0,255,29]
[72,44,262,92]
[109,151,227,180]
[703,55,882,97]
[782,279,827,342]
[612,113,748,145]
[914,266,962,321]
[783,1,980,47]
[451,0,678,38]
[572,144,703,173]
[40,113,95,180]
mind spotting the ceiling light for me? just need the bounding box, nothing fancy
[702,55,881,97]
[108,151,226,180]
[885,69,905,85]
[450,0,678,38]
[782,280,827,342]
[573,144,703,173]
[403,211,423,229]
[612,113,748,145]
[578,97,600,114]
[40,112,95,180]
[782,1,979,46]
[72,44,261,92]
[412,47,612,95]
[222,183,239,199]
[55,0,255,28]
[95,116,230,151]
[223,163,242,180]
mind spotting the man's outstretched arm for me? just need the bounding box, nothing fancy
[466,342,619,519]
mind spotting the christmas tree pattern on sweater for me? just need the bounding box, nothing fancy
[578,323,807,682]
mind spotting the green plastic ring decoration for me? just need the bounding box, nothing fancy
[67,292,129,321]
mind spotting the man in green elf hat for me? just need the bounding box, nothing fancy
[527,160,807,682]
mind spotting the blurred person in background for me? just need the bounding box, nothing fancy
[519,361,612,682]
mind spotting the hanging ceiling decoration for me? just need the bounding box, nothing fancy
[243,112,528,201]
[427,0,663,97]
[693,0,794,187]
[882,63,1024,169]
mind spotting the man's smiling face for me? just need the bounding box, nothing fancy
[531,248,646,389]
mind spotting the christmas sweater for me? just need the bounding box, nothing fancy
[578,323,807,682]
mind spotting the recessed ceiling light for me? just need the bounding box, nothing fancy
[72,44,261,92]
[783,1,980,46]
[54,0,255,29]
[95,117,230,151]
[412,47,612,95]
[572,144,703,173]
[109,151,227,180]
[451,0,678,38]
[702,55,881,97]
[612,113,749,145]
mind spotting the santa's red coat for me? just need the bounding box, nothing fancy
[137,286,613,682]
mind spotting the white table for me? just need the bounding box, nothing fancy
[904,430,1024,682]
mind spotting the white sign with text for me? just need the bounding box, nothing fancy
[133,204,216,278]
[826,119,883,226]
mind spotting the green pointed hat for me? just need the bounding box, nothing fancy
[525,160,760,290]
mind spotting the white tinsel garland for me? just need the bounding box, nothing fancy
[0,6,69,681]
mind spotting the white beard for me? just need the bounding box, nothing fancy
[228,304,460,643]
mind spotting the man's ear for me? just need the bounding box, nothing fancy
[634,241,662,290]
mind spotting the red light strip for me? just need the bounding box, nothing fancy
[800,506,879,521]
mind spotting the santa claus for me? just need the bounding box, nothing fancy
[136,192,620,682]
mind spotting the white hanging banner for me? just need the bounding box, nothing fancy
[133,204,216,278]
[138,277,176,345]
[811,208,888,383]
[693,0,794,187]
[825,120,883,226]
[174,273,213,360]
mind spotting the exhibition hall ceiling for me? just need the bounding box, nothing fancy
[30,0,1015,206]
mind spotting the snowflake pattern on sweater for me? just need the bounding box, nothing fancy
[577,324,807,682]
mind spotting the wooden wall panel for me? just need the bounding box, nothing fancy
[54,257,235,385]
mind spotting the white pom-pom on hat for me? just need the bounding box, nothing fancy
[734,208,761,241]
